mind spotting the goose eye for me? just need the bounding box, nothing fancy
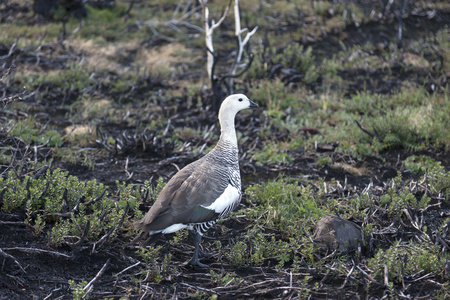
[238,98,243,102]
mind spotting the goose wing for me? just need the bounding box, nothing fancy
[135,157,240,233]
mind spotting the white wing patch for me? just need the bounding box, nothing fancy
[202,184,240,213]
[161,223,187,234]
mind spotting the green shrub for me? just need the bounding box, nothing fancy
[404,155,442,175]
[275,44,318,84]
[8,119,63,147]
[424,164,450,202]
[15,63,93,92]
[368,110,424,151]
[247,43,319,84]
[0,168,132,246]
[245,178,324,235]
[136,246,174,283]
[221,234,292,269]
[249,234,291,269]
[225,241,248,266]
[210,269,239,287]
[379,172,430,217]
[68,280,89,300]
[368,241,447,283]
[251,78,301,110]
[252,140,293,166]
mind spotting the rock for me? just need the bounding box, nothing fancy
[312,214,363,253]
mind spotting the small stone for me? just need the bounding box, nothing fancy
[312,214,363,253]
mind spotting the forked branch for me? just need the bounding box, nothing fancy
[200,0,231,80]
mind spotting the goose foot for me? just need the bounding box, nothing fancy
[199,249,215,258]
[187,256,210,268]
[187,229,211,268]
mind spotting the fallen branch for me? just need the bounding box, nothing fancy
[3,247,71,259]
[356,265,378,284]
[83,189,107,206]
[302,258,321,279]
[0,37,19,60]
[340,263,356,289]
[181,282,221,295]
[83,259,110,295]
[0,220,26,226]
[354,120,383,142]
[0,248,26,273]
[115,261,142,278]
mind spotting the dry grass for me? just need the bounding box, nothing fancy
[63,124,96,146]
[401,52,431,68]
[70,39,140,73]
[135,43,197,77]
[333,162,370,176]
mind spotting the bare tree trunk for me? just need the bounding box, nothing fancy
[199,0,229,82]
[228,0,257,93]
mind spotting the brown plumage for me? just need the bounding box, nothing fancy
[134,94,258,267]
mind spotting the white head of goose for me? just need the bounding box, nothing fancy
[134,94,258,268]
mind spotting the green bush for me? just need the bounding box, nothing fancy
[247,43,319,84]
[0,168,133,246]
[369,241,447,283]
[251,78,301,110]
[252,140,293,166]
[245,178,324,235]
[424,164,450,202]
[136,246,174,283]
[404,155,442,175]
[379,172,430,217]
[8,118,63,147]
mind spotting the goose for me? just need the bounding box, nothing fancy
[134,94,258,268]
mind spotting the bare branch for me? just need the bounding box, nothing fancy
[83,259,110,294]
[3,247,72,259]
[228,0,258,92]
[200,0,231,80]
[354,120,383,142]
[0,37,19,60]
[0,248,26,273]
[233,0,258,66]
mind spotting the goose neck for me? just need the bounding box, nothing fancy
[218,111,238,145]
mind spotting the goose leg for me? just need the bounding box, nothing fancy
[188,230,214,258]
[188,230,209,268]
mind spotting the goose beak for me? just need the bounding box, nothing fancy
[249,100,259,108]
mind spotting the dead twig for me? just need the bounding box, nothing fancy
[157,155,188,167]
[124,156,133,180]
[0,37,19,60]
[340,263,356,289]
[0,221,26,226]
[3,247,71,259]
[83,259,110,295]
[93,204,129,252]
[354,120,383,142]
[83,189,107,206]
[356,265,379,284]
[0,248,26,273]
[115,261,142,278]
[74,220,90,246]
[181,282,221,295]
[302,258,321,279]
